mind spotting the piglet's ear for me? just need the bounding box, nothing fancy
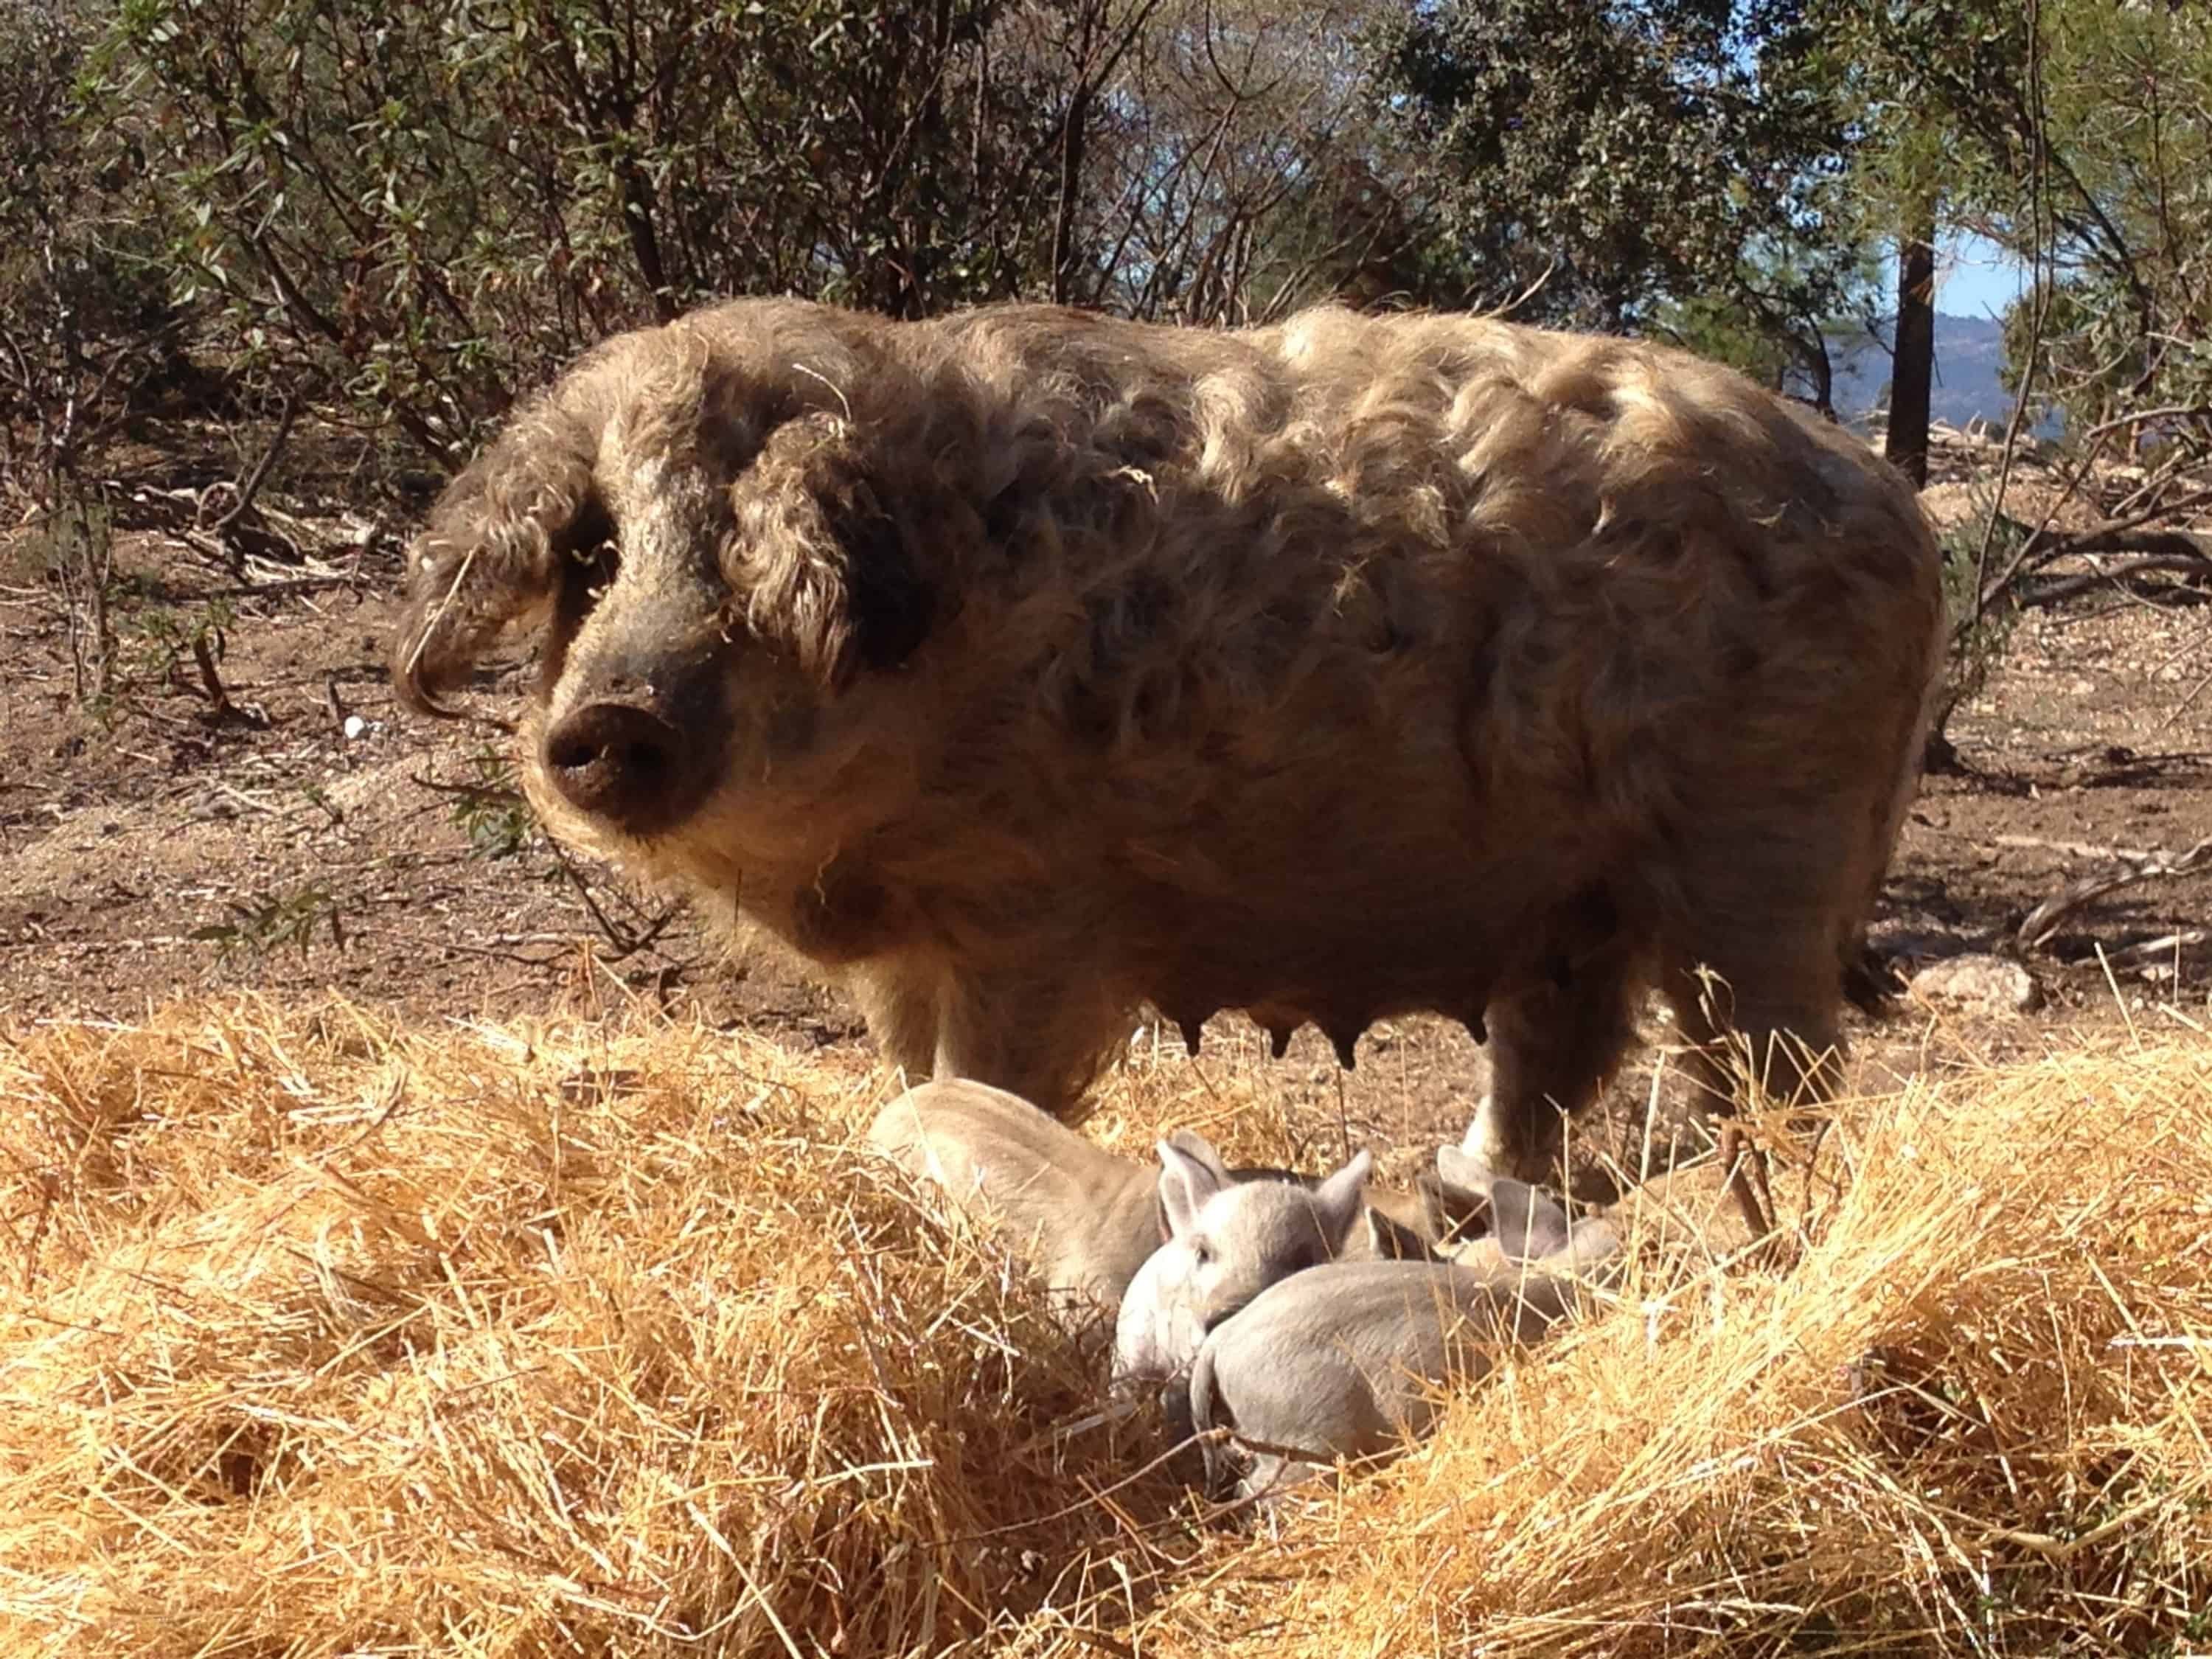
[1309,1148,1374,1253]
[1489,1178,1574,1264]
[1155,1135,1233,1241]
[1416,1167,1487,1246]
[1433,1145,1500,1207]
[729,411,942,692]
[1363,1204,1433,1262]
[391,394,603,717]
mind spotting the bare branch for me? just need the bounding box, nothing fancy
[1971,0,2050,619]
[2083,403,2212,444]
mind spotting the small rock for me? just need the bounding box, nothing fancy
[1909,953,2043,1016]
[343,714,369,741]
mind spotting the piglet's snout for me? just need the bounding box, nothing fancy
[541,700,706,836]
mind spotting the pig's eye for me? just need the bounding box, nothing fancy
[560,500,619,608]
[571,539,618,598]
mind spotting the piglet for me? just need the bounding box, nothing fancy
[1111,1140,1374,1385]
[1186,1175,1621,1503]
[868,1078,1370,1327]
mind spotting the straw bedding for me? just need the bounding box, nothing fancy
[1,995,2205,1655]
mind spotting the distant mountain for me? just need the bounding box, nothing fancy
[1826,312,2061,438]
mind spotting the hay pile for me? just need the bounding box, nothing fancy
[1,995,2206,1656]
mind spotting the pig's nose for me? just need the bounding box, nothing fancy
[541,702,699,835]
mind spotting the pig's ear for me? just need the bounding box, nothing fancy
[730,411,942,692]
[391,390,605,717]
[1416,1166,1485,1246]
[1156,1135,1233,1240]
[1489,1178,1574,1264]
[1310,1148,1373,1253]
[1363,1203,1433,1262]
[1432,1148,1512,1248]
[1161,1129,1221,1165]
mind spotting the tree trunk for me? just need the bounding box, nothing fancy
[1051,85,1091,306]
[1794,325,1837,421]
[620,163,678,325]
[1886,202,1938,490]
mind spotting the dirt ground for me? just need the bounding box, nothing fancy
[4,424,2208,1178]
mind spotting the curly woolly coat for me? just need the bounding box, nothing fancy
[390,296,1946,1183]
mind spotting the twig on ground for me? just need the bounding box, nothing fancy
[191,634,234,721]
[405,770,520,807]
[1997,832,2163,862]
[208,782,283,818]
[546,835,684,961]
[2160,661,2212,733]
[208,392,298,540]
[2017,837,2212,950]
[193,574,369,602]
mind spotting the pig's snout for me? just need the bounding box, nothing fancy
[541,700,707,836]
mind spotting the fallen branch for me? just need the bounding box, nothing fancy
[1975,490,2212,616]
[1997,832,2163,862]
[2036,515,2212,561]
[2017,554,2212,609]
[2017,837,2212,950]
[2104,930,2207,967]
[191,574,369,602]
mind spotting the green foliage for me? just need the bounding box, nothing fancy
[1652,291,1804,392]
[92,0,1059,460]
[1059,1,1427,321]
[1823,0,2211,464]
[1372,0,1880,359]
[1817,0,2031,215]
[1649,242,1884,414]
[121,596,235,694]
[17,0,2200,512]
[451,750,535,863]
[0,0,201,488]
[190,886,346,964]
[1989,4,2212,459]
[1930,498,2023,743]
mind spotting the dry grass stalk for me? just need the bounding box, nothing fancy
[0,994,2205,1657]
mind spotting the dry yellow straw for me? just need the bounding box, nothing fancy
[0,993,2204,1657]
